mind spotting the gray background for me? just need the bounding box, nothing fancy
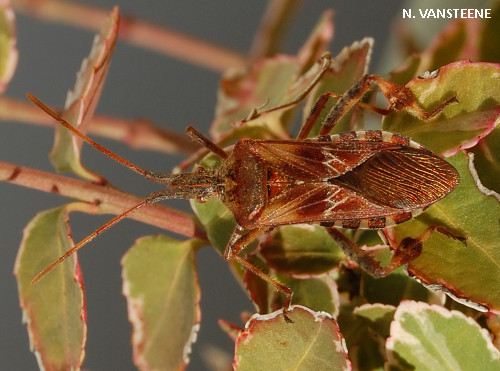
[0,1,431,369]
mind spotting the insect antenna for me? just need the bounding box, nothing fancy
[31,200,147,284]
[27,93,162,181]
[31,187,187,285]
[27,94,211,283]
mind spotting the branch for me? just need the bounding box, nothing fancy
[0,96,200,154]
[0,160,207,241]
[11,0,247,72]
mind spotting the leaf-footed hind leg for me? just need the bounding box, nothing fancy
[323,224,466,277]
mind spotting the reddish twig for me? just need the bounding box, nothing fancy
[0,96,200,154]
[11,0,247,71]
[0,160,207,241]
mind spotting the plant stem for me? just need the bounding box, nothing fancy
[0,160,207,241]
[0,96,200,154]
[11,0,247,72]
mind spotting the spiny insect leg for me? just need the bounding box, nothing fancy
[296,91,390,139]
[318,74,457,136]
[378,226,466,274]
[324,225,465,277]
[325,227,392,277]
[224,225,294,322]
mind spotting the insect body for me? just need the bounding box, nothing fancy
[27,59,462,321]
[221,132,458,231]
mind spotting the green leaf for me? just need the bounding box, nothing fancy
[386,301,500,370]
[353,303,396,338]
[122,235,202,371]
[261,224,344,276]
[278,275,340,316]
[234,306,350,370]
[361,266,441,306]
[14,205,86,371]
[471,124,500,193]
[392,152,500,312]
[383,61,500,157]
[49,7,119,182]
[191,197,235,255]
[303,37,373,136]
[0,1,17,93]
[337,298,387,371]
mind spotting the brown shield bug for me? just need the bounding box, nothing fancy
[28,53,463,321]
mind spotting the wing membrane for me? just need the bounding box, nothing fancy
[334,148,459,209]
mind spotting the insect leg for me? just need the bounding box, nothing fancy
[324,225,465,277]
[224,225,294,322]
[297,92,397,139]
[378,226,466,274]
[317,75,458,136]
[241,52,332,123]
[324,227,393,277]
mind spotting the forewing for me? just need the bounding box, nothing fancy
[252,139,403,180]
[255,182,401,226]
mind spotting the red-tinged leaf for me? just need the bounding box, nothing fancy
[0,0,17,93]
[383,60,500,157]
[49,7,119,182]
[391,152,500,313]
[122,235,202,371]
[234,306,350,370]
[211,55,304,139]
[210,11,333,141]
[296,9,334,73]
[386,301,500,370]
[388,55,421,85]
[218,318,243,341]
[14,205,86,371]
[302,38,373,136]
[417,20,471,75]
